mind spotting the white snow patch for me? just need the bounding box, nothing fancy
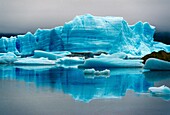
[14,57,56,65]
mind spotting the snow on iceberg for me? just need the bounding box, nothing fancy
[14,57,56,65]
[144,58,170,70]
[0,14,167,56]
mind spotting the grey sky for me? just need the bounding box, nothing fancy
[0,0,169,33]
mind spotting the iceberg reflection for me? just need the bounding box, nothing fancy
[143,71,170,82]
[0,66,153,102]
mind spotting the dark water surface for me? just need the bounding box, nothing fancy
[0,65,170,115]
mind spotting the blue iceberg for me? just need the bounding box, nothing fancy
[0,14,168,56]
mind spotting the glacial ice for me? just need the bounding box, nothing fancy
[14,57,56,65]
[34,50,60,60]
[144,58,170,70]
[0,52,17,64]
[56,57,85,66]
[83,68,110,78]
[0,14,168,56]
[79,57,144,68]
[149,85,170,94]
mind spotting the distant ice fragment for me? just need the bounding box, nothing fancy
[144,58,170,70]
[149,85,170,94]
[84,68,110,75]
[0,52,17,64]
[94,52,128,59]
[56,57,85,66]
[14,57,56,65]
[79,56,143,68]
[83,68,110,78]
[34,50,60,60]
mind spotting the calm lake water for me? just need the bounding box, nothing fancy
[0,65,170,115]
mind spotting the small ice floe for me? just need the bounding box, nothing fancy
[83,68,110,78]
[149,85,170,94]
[94,52,128,59]
[56,57,84,66]
[144,58,170,70]
[33,50,60,60]
[149,85,170,101]
[0,52,17,64]
[14,65,56,71]
[79,57,143,68]
[14,57,56,65]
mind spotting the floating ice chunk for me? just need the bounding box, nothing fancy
[144,58,170,70]
[84,68,110,76]
[0,52,17,64]
[79,56,143,68]
[83,68,110,79]
[14,57,56,65]
[56,57,85,66]
[14,65,56,71]
[110,52,128,59]
[149,85,170,94]
[94,52,127,59]
[52,51,71,56]
[34,50,60,60]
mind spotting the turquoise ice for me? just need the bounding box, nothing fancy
[0,14,168,56]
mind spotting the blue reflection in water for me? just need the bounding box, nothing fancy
[0,65,153,102]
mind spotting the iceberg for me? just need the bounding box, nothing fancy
[34,50,60,60]
[144,58,170,70]
[0,52,17,64]
[79,57,144,68]
[83,68,110,78]
[14,57,56,65]
[0,14,167,56]
[149,85,170,101]
[149,85,170,94]
[62,14,156,55]
[56,57,84,66]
